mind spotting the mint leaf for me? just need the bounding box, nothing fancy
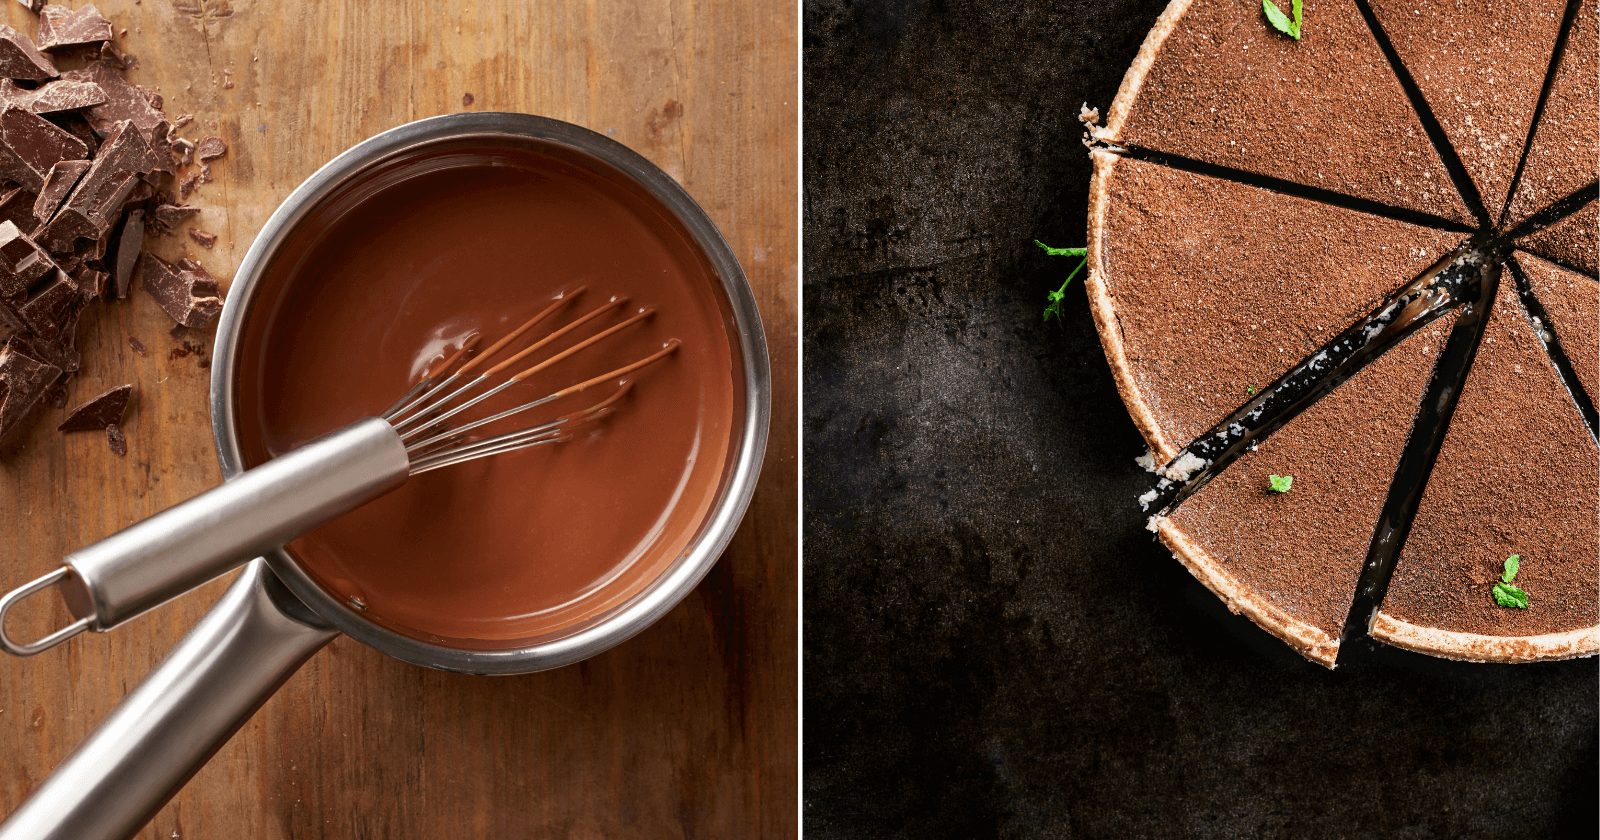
[1492,582,1529,609]
[1263,0,1302,39]
[1267,474,1293,493]
[1034,240,1087,258]
[1036,240,1089,322]
[1502,553,1520,584]
[1246,384,1257,395]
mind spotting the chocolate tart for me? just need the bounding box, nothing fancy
[1089,0,1599,666]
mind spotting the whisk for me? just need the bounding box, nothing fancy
[0,289,677,656]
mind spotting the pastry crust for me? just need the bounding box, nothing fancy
[1371,611,1600,663]
[1085,148,1183,465]
[1100,0,1195,141]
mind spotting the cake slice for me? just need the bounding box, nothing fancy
[1369,0,1566,216]
[1504,0,1597,226]
[1099,0,1473,226]
[1519,201,1598,278]
[1372,283,1600,661]
[1519,251,1599,401]
[1087,150,1461,459]
[1155,316,1455,666]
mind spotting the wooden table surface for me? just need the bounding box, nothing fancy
[0,1,796,836]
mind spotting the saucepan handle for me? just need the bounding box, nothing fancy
[0,417,407,656]
[0,562,338,840]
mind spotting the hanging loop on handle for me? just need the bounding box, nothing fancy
[0,567,93,656]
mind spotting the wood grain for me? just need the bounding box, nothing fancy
[0,1,797,836]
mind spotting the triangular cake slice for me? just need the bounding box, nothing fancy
[1505,0,1597,226]
[1519,201,1598,278]
[1370,0,1566,215]
[1155,315,1456,667]
[1099,0,1473,226]
[1088,150,1461,459]
[1519,250,1599,401]
[1373,283,1600,661]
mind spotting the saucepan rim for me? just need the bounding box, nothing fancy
[209,112,770,674]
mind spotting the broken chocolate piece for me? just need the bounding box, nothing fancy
[37,4,114,51]
[70,265,106,300]
[0,338,57,442]
[127,335,144,355]
[62,60,162,140]
[96,41,132,71]
[104,421,124,455]
[14,0,43,13]
[137,253,222,327]
[195,136,225,163]
[0,78,106,115]
[187,228,215,248]
[31,158,88,223]
[57,382,130,431]
[16,270,83,339]
[0,25,56,81]
[0,106,86,191]
[110,207,140,298]
[0,186,34,229]
[0,220,59,297]
[150,202,197,233]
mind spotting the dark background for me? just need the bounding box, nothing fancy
[801,1,1599,836]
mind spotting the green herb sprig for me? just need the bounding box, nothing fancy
[1263,0,1303,40]
[1492,554,1528,609]
[1034,240,1088,323]
[1267,474,1293,494]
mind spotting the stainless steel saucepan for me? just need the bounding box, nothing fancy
[0,112,770,840]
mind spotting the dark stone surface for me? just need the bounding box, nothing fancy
[801,1,1599,836]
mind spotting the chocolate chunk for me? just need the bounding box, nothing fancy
[62,60,162,140]
[104,421,124,454]
[136,253,221,327]
[110,207,140,298]
[16,270,83,339]
[57,382,129,431]
[0,220,58,297]
[37,4,114,51]
[70,265,106,300]
[187,228,214,248]
[0,106,86,191]
[14,0,43,12]
[194,136,225,163]
[0,25,56,82]
[0,338,58,443]
[0,78,105,115]
[31,157,88,223]
[0,186,34,229]
[149,202,197,233]
[127,335,144,355]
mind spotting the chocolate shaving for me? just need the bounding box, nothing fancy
[0,338,57,443]
[194,136,225,163]
[58,382,129,431]
[104,421,124,455]
[187,228,214,248]
[136,253,221,328]
[37,4,113,51]
[0,25,56,81]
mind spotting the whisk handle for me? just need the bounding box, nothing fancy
[0,418,408,656]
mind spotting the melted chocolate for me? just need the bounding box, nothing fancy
[233,139,740,645]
